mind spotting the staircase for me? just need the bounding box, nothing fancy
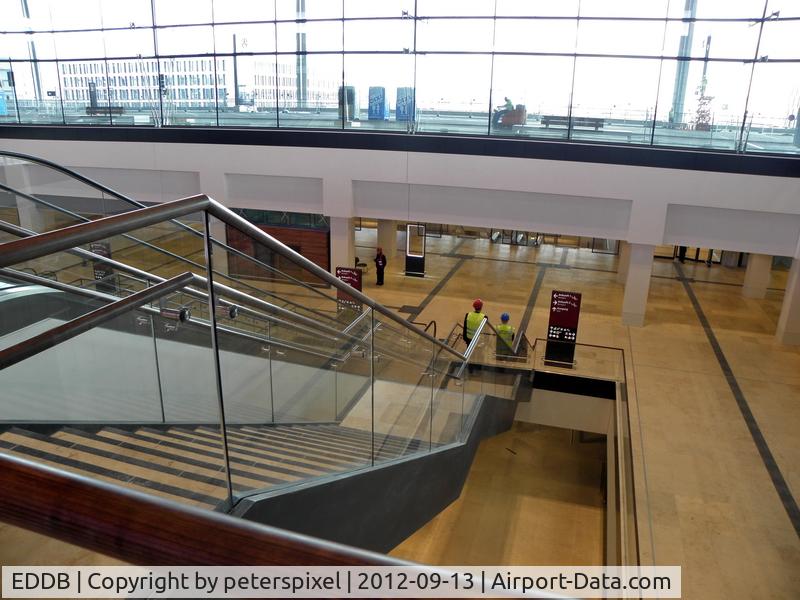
[0,423,424,511]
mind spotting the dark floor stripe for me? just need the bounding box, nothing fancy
[0,437,220,507]
[442,238,467,258]
[675,263,800,538]
[652,272,786,292]
[516,267,548,342]
[405,257,468,321]
[560,247,570,266]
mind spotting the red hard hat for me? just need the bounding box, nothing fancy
[472,298,483,311]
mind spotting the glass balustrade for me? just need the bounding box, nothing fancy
[0,198,495,510]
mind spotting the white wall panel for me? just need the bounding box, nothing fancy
[2,138,799,254]
[225,173,323,212]
[77,166,201,204]
[664,204,800,256]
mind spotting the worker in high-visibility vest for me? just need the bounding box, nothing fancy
[463,298,486,344]
[496,312,515,356]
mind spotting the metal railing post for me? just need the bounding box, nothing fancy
[202,211,234,509]
[370,310,375,468]
[267,320,275,424]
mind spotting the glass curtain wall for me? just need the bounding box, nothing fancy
[0,0,798,154]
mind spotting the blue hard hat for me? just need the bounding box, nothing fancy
[501,312,510,322]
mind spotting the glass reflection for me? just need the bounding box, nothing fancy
[0,0,797,154]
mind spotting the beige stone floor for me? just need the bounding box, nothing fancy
[391,423,606,566]
[358,232,799,599]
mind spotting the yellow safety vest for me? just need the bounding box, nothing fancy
[465,311,485,340]
[497,323,515,349]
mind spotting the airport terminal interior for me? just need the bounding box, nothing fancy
[1,1,800,600]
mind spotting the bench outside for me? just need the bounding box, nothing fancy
[541,115,604,130]
[86,106,125,116]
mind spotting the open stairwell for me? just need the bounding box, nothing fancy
[0,423,425,511]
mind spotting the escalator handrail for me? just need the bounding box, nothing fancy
[0,272,196,370]
[0,266,343,365]
[0,179,342,327]
[0,217,343,346]
[0,150,342,315]
[0,196,465,360]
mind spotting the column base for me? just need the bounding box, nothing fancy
[776,330,800,345]
[742,285,767,299]
[622,311,646,327]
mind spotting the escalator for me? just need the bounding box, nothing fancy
[0,152,533,551]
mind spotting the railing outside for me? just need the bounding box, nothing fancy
[1,5,798,156]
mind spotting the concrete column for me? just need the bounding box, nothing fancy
[376,219,398,261]
[616,241,631,285]
[776,258,800,345]
[329,216,355,275]
[622,244,655,327]
[742,253,772,299]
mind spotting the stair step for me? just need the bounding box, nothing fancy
[0,430,221,509]
[195,426,359,469]
[180,427,360,471]
[99,427,295,486]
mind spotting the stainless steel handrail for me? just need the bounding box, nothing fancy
[453,316,488,379]
[0,182,341,326]
[0,267,352,366]
[0,218,343,346]
[0,272,196,370]
[0,196,466,361]
[0,151,343,317]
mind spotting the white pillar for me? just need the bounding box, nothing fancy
[622,244,655,327]
[742,253,772,299]
[776,258,800,345]
[377,219,398,260]
[329,216,355,275]
[616,241,631,285]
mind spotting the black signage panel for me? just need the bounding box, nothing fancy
[545,290,582,367]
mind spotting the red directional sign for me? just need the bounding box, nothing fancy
[335,266,363,312]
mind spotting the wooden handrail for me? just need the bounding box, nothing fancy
[0,453,407,566]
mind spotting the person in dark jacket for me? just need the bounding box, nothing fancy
[374,247,387,285]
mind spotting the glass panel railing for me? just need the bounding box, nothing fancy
[0,280,231,511]
[430,344,466,446]
[369,312,434,464]
[1,197,505,511]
